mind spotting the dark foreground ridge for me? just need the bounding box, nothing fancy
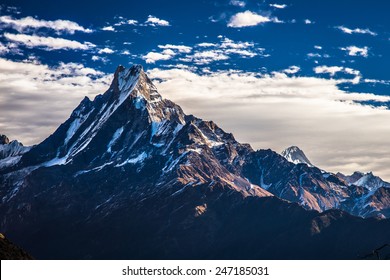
[0,65,389,259]
[0,233,33,260]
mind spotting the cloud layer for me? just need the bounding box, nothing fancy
[147,67,390,180]
[0,58,111,145]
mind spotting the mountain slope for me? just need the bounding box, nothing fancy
[0,64,389,259]
[0,135,31,170]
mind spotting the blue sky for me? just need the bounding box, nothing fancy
[0,0,390,179]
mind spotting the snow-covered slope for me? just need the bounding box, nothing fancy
[0,135,31,169]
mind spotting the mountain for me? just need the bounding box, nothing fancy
[281,146,313,167]
[0,135,31,170]
[0,65,389,259]
[339,171,390,191]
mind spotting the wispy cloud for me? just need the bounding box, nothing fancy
[142,37,263,65]
[282,65,300,74]
[229,0,246,7]
[0,15,93,34]
[145,15,170,26]
[101,26,116,32]
[183,37,263,64]
[304,19,314,24]
[158,44,192,53]
[314,65,361,84]
[227,10,282,28]
[126,19,138,25]
[197,42,217,48]
[269,3,287,9]
[0,42,9,54]
[186,50,230,64]
[340,46,369,57]
[4,33,96,50]
[336,26,377,36]
[91,55,108,63]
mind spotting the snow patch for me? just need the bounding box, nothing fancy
[42,156,67,167]
[107,127,124,153]
[75,162,114,176]
[115,152,147,167]
[0,155,22,169]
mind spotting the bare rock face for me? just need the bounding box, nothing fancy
[0,64,389,260]
[0,135,9,145]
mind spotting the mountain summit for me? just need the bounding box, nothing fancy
[281,146,313,167]
[1,64,389,259]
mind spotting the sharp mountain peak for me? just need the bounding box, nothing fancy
[281,145,313,167]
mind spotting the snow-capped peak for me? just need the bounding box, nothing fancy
[352,172,390,191]
[0,135,31,168]
[281,146,313,167]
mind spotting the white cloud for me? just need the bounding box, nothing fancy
[127,19,138,25]
[229,0,246,7]
[336,26,377,36]
[0,42,9,54]
[227,11,281,28]
[314,45,322,50]
[314,65,344,76]
[145,15,170,26]
[220,37,253,49]
[98,47,114,54]
[224,49,257,57]
[143,37,261,65]
[314,65,361,84]
[197,42,217,47]
[0,15,93,34]
[189,50,229,64]
[269,3,287,9]
[147,67,390,180]
[142,51,174,64]
[0,58,110,145]
[184,37,261,64]
[307,53,321,58]
[91,55,108,63]
[282,66,300,74]
[101,26,115,32]
[340,46,369,57]
[364,79,390,85]
[158,44,192,53]
[304,19,314,24]
[343,67,360,76]
[4,33,96,50]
